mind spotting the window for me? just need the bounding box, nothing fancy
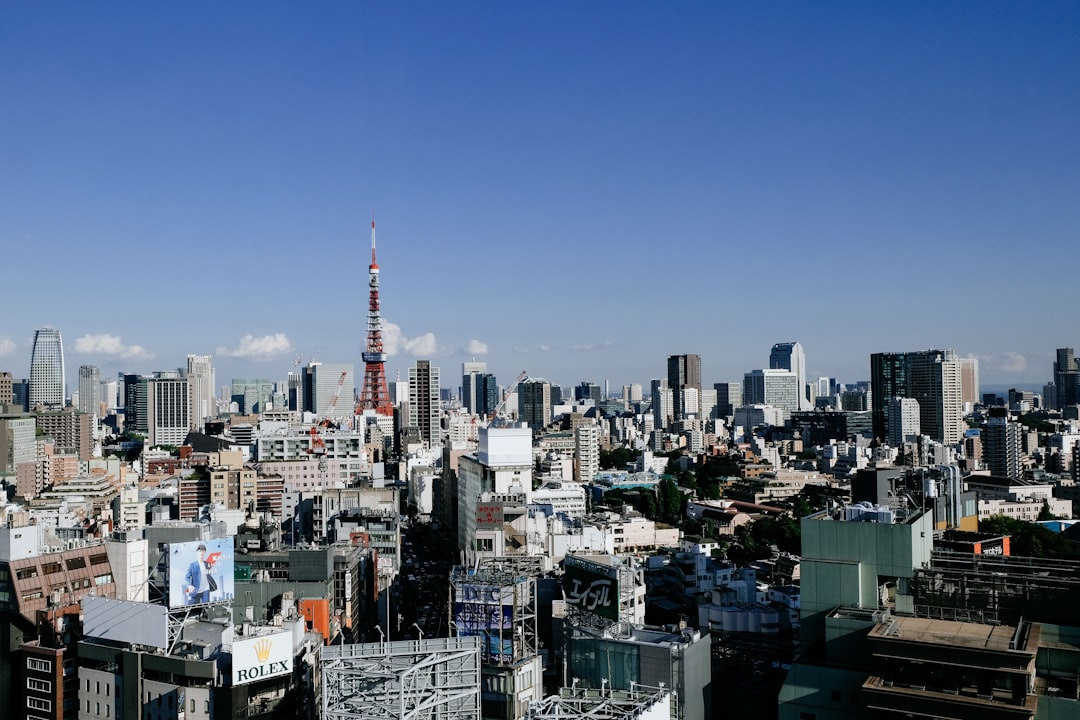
[27,678,51,692]
[26,658,51,672]
[27,698,51,711]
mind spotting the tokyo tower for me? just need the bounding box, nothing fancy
[356,220,394,416]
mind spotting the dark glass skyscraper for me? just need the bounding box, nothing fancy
[667,354,701,422]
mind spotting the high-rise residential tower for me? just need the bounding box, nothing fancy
[667,354,701,423]
[769,342,807,409]
[78,365,101,415]
[408,360,441,446]
[29,327,65,408]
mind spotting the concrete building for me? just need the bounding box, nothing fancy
[871,349,964,445]
[983,409,1023,481]
[148,375,191,447]
[78,364,101,416]
[887,396,921,446]
[574,422,601,484]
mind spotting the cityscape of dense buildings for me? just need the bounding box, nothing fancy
[7,242,1080,720]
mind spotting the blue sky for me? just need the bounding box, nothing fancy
[2,2,1078,395]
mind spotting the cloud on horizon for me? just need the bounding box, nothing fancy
[74,334,154,361]
[464,339,489,356]
[970,351,1029,376]
[216,333,292,360]
[568,340,617,352]
[383,321,439,357]
[0,336,14,357]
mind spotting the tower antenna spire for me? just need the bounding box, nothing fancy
[357,214,393,417]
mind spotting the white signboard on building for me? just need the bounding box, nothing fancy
[232,631,293,686]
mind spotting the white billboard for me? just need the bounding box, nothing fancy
[232,631,293,686]
[83,596,168,649]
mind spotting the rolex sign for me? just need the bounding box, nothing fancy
[233,631,294,686]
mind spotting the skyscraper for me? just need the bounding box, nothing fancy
[871,349,963,445]
[462,361,487,415]
[78,365,101,415]
[518,377,552,432]
[887,397,921,446]
[1054,348,1080,410]
[667,354,701,423]
[147,375,191,446]
[770,342,807,410]
[187,354,215,428]
[742,369,801,418]
[983,408,1021,480]
[408,360,441,446]
[29,327,65,408]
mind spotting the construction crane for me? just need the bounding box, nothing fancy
[326,370,348,416]
[485,370,528,425]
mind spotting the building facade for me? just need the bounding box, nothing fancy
[29,328,65,409]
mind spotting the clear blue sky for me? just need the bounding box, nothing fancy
[2,2,1078,395]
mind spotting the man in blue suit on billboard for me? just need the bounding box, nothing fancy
[184,543,216,604]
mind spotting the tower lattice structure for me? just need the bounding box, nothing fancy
[357,220,394,416]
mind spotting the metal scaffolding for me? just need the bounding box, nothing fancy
[525,683,673,719]
[322,637,482,720]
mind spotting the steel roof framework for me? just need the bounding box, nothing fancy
[322,637,482,720]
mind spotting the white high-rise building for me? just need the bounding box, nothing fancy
[186,354,215,428]
[312,363,355,417]
[29,327,65,408]
[147,375,190,446]
[78,365,101,416]
[887,397,921,446]
[743,369,801,418]
[575,423,601,483]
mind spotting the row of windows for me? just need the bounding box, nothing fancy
[27,697,51,711]
[28,678,51,692]
[27,657,52,671]
[85,700,111,717]
[85,678,112,696]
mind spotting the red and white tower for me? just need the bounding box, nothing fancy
[357,220,394,416]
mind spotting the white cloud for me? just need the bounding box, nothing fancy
[216,333,292,360]
[465,339,489,356]
[0,336,14,357]
[568,340,616,352]
[74,334,154,361]
[999,352,1028,373]
[382,321,440,357]
[972,352,1029,375]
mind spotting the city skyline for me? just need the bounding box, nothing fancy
[3,4,1078,391]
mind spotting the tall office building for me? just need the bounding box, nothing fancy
[309,363,355,416]
[230,378,274,415]
[769,342,807,410]
[651,379,672,430]
[29,327,65,408]
[123,374,149,434]
[186,354,215,428]
[742,369,801,418]
[77,365,101,416]
[408,360,441,446]
[461,361,489,415]
[518,377,552,432]
[713,382,741,418]
[871,349,963,445]
[147,375,191,447]
[667,354,701,423]
[1055,348,1080,410]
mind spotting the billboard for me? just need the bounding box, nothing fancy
[83,596,168,649]
[167,538,235,608]
[232,631,293,686]
[563,556,620,621]
[452,581,517,664]
[475,502,504,528]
